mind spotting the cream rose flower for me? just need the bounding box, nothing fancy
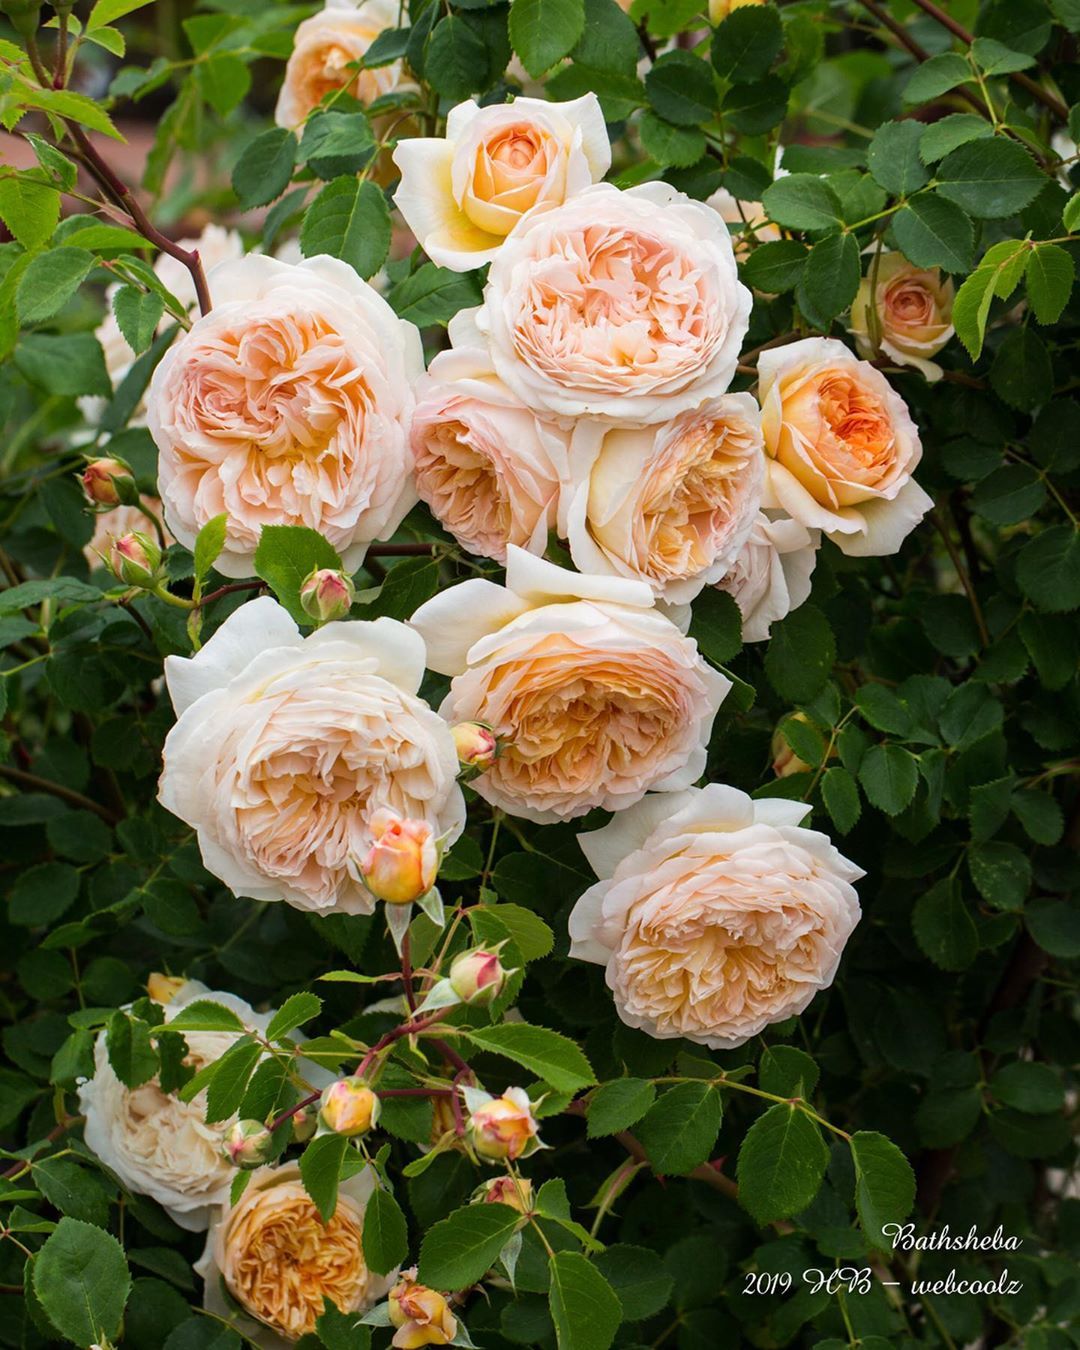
[393,94,611,272]
[196,1163,395,1347]
[158,596,464,914]
[410,347,569,563]
[758,336,932,556]
[849,250,956,382]
[78,981,277,1229]
[148,254,422,579]
[563,393,765,603]
[715,510,819,642]
[457,181,752,424]
[275,0,411,129]
[410,548,730,823]
[569,785,863,1048]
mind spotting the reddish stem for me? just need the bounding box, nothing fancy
[400,931,417,1014]
[269,1090,321,1134]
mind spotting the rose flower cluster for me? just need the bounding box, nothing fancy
[69,2,960,1340]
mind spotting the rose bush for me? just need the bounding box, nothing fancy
[1,1,1078,1349]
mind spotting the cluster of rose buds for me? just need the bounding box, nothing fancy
[319,1077,380,1137]
[358,809,438,905]
[299,566,355,624]
[388,1269,457,1349]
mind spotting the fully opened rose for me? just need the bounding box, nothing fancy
[411,548,730,823]
[148,254,422,578]
[158,597,464,914]
[569,785,863,1048]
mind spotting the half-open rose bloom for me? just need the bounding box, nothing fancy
[758,337,932,556]
[274,0,411,128]
[393,94,611,271]
[148,254,422,579]
[849,250,955,382]
[715,510,819,642]
[569,785,863,1048]
[158,596,464,914]
[196,1163,395,1347]
[411,548,729,823]
[563,393,765,603]
[410,347,569,562]
[457,182,752,424]
[79,982,278,1229]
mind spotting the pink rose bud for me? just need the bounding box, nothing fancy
[146,972,186,1005]
[359,809,438,905]
[477,1175,533,1213]
[450,721,498,776]
[290,1103,318,1143]
[300,567,356,624]
[468,1087,539,1162]
[388,1269,458,1350]
[222,1119,274,1169]
[108,531,162,588]
[319,1077,380,1137]
[80,457,136,508]
[448,948,508,1005]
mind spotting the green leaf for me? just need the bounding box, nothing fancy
[33,1217,131,1348]
[106,1009,159,1088]
[989,326,1052,412]
[253,523,343,625]
[638,113,706,168]
[10,860,80,926]
[1015,527,1080,613]
[867,120,929,196]
[417,1203,522,1289]
[509,0,586,77]
[16,247,94,324]
[936,139,1046,219]
[592,1244,672,1322]
[636,1082,722,1175]
[88,0,153,28]
[736,1103,828,1224]
[15,331,110,397]
[912,878,978,970]
[919,114,994,164]
[891,194,974,273]
[112,285,166,354]
[990,1062,1064,1114]
[821,766,861,834]
[721,73,788,135]
[761,175,843,232]
[0,174,61,250]
[1026,898,1080,957]
[799,232,860,322]
[232,127,297,210]
[646,50,717,126]
[1064,191,1080,233]
[388,263,483,327]
[970,36,1034,74]
[548,1251,622,1350]
[586,1079,657,1138]
[902,51,971,104]
[164,1000,247,1034]
[299,111,377,181]
[1025,243,1075,325]
[571,0,642,73]
[739,239,807,293]
[32,1158,110,1227]
[470,903,555,962]
[193,514,228,584]
[859,744,918,815]
[464,1023,596,1093]
[300,177,392,281]
[299,1132,349,1224]
[362,1186,409,1276]
[426,14,490,99]
[1011,789,1064,845]
[969,841,1032,911]
[849,1131,915,1249]
[759,1046,819,1099]
[688,587,742,665]
[265,992,323,1043]
[711,4,782,83]
[971,464,1047,524]
[204,1037,263,1123]
[764,604,836,702]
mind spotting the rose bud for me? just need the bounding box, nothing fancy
[771,712,828,779]
[319,1077,380,1137]
[450,721,498,776]
[108,531,162,589]
[430,1091,457,1144]
[467,1087,540,1162]
[81,456,137,508]
[476,1175,533,1214]
[388,1269,458,1349]
[300,567,356,625]
[146,972,186,1005]
[222,1119,275,1170]
[448,947,510,1006]
[290,1103,318,1143]
[358,809,437,905]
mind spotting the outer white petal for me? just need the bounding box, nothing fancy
[409,579,530,675]
[504,545,656,611]
[751,798,813,829]
[393,137,503,272]
[554,91,612,179]
[164,597,301,717]
[305,615,428,694]
[830,477,933,556]
[765,460,859,536]
[577,790,699,880]
[566,880,613,963]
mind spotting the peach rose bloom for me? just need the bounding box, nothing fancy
[411,347,568,563]
[148,254,422,579]
[459,182,752,424]
[274,0,411,129]
[758,336,932,557]
[393,94,611,272]
[78,982,280,1230]
[411,548,730,824]
[563,392,765,603]
[715,510,819,642]
[569,785,863,1048]
[849,250,955,382]
[197,1163,395,1347]
[158,596,464,915]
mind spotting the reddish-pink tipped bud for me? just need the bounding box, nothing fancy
[300,567,355,624]
[388,1269,457,1349]
[108,531,162,588]
[290,1104,317,1143]
[449,948,508,1005]
[358,809,437,905]
[81,457,136,508]
[319,1077,380,1137]
[467,1088,539,1162]
[477,1175,533,1213]
[221,1119,274,1169]
[451,722,497,775]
